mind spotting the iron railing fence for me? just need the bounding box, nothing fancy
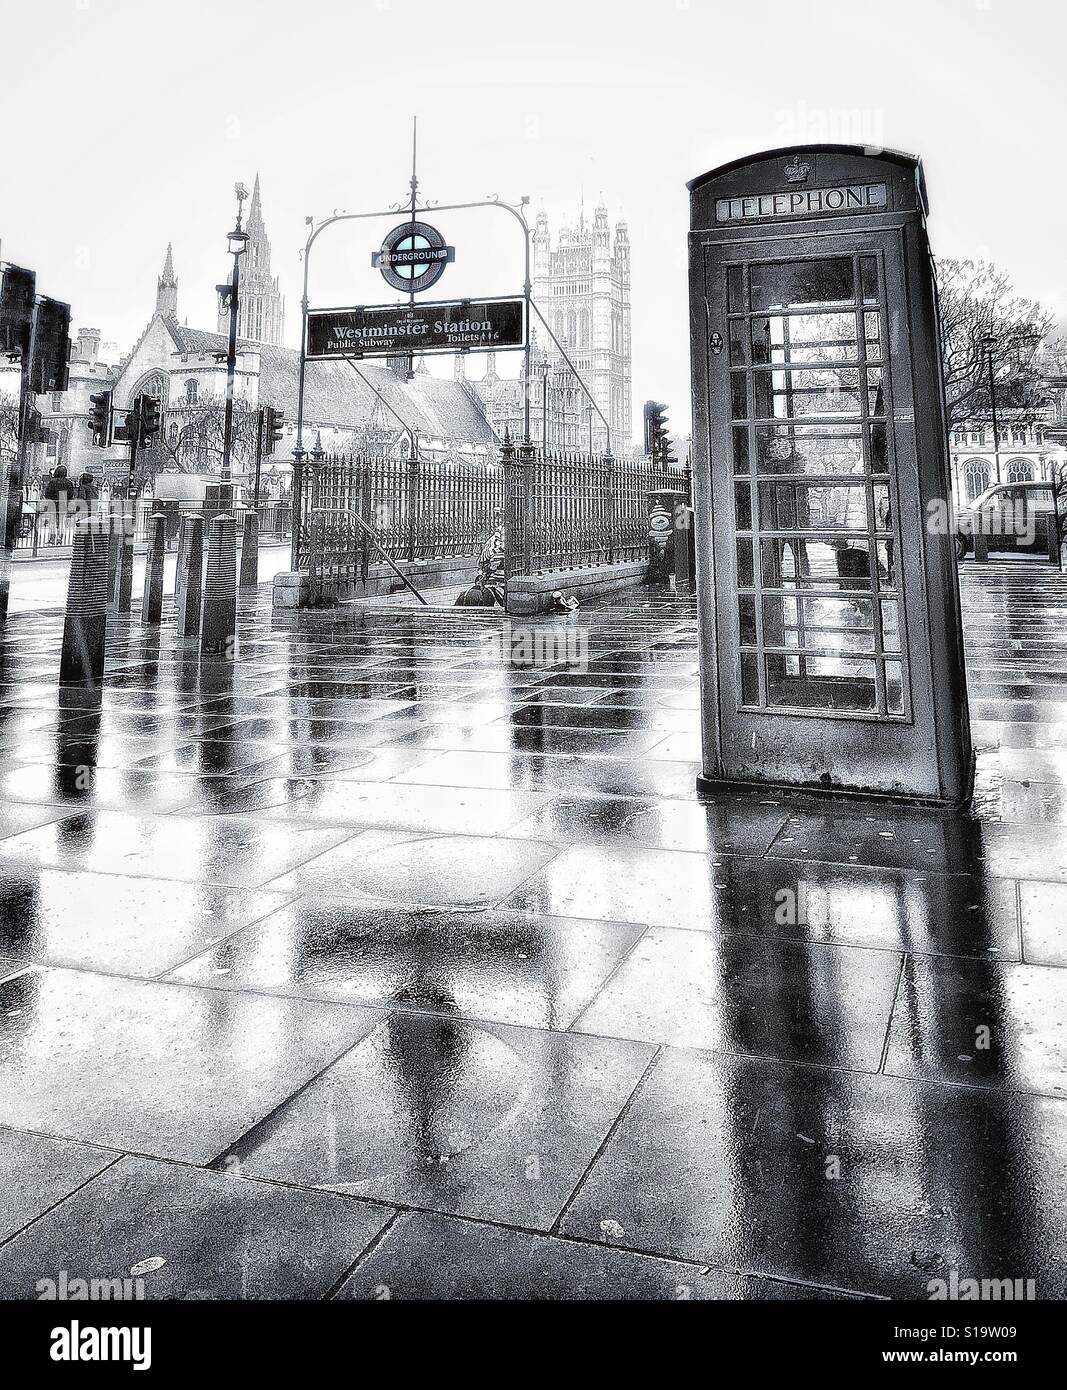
[503,438,691,576]
[294,444,691,593]
[292,451,505,592]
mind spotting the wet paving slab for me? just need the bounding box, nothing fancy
[0,1156,391,1300]
[0,565,1064,1296]
[229,1010,654,1230]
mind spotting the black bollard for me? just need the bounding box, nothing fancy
[60,517,110,688]
[141,512,166,624]
[238,509,259,589]
[112,500,134,613]
[200,513,237,656]
[176,514,204,639]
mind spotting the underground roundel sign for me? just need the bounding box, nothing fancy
[372,221,455,294]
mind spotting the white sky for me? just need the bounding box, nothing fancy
[2,0,1064,437]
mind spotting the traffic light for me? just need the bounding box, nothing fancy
[29,297,71,394]
[265,405,285,450]
[88,390,113,447]
[138,394,161,445]
[644,400,669,462]
[0,263,35,357]
[27,408,51,446]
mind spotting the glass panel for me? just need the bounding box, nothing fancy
[759,482,872,533]
[765,654,879,712]
[867,368,886,415]
[749,257,855,313]
[735,482,753,532]
[731,374,748,420]
[753,367,865,419]
[729,319,747,365]
[741,651,760,706]
[882,600,900,652]
[864,311,881,353]
[756,425,866,476]
[759,311,861,365]
[739,595,757,644]
[736,539,754,587]
[886,659,905,715]
[860,256,879,304]
[733,425,750,474]
[728,264,745,313]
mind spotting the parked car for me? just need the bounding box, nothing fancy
[956,481,1056,559]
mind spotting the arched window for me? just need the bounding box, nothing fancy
[1006,458,1034,483]
[185,378,198,405]
[579,309,590,348]
[963,459,991,502]
[567,310,576,346]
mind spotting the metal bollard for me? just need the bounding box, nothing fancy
[111,500,134,612]
[175,515,204,638]
[200,513,237,656]
[60,517,110,688]
[239,509,259,589]
[141,512,166,624]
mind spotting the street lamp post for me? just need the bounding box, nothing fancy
[980,334,1002,486]
[218,183,249,503]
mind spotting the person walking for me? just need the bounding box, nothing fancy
[42,466,73,545]
[75,470,99,519]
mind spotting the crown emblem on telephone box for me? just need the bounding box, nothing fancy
[784,156,811,183]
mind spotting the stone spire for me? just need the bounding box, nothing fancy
[156,243,178,317]
[218,173,286,345]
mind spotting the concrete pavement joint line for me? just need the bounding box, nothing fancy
[0,1152,126,1257]
[548,1045,665,1240]
[203,1009,393,1172]
[321,1210,403,1300]
[877,954,907,1076]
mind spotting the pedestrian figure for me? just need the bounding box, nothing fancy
[75,470,99,520]
[43,466,72,545]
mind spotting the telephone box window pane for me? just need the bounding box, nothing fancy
[869,421,888,471]
[754,367,864,419]
[739,536,755,586]
[728,264,745,313]
[733,426,750,474]
[759,482,873,533]
[882,601,901,652]
[867,368,886,415]
[860,256,879,304]
[751,317,771,365]
[766,654,879,712]
[873,484,891,530]
[749,257,855,313]
[739,594,757,645]
[736,539,754,587]
[764,311,861,365]
[877,541,896,588]
[731,374,749,420]
[741,652,760,706]
[886,660,905,715]
[864,312,881,353]
[735,482,753,532]
[756,425,865,476]
[729,319,747,365]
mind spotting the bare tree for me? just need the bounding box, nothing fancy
[0,391,19,461]
[934,258,1053,428]
[135,395,261,492]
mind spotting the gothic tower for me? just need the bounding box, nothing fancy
[156,243,178,318]
[530,198,632,452]
[217,173,286,346]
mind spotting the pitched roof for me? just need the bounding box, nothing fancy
[167,320,498,445]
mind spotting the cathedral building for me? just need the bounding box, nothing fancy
[215,174,285,347]
[469,200,633,454]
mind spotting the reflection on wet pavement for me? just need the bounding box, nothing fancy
[0,560,1063,1297]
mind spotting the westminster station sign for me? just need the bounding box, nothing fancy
[715,181,887,223]
[306,297,526,360]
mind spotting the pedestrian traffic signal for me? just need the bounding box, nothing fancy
[265,405,285,450]
[88,390,113,447]
[138,394,161,445]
